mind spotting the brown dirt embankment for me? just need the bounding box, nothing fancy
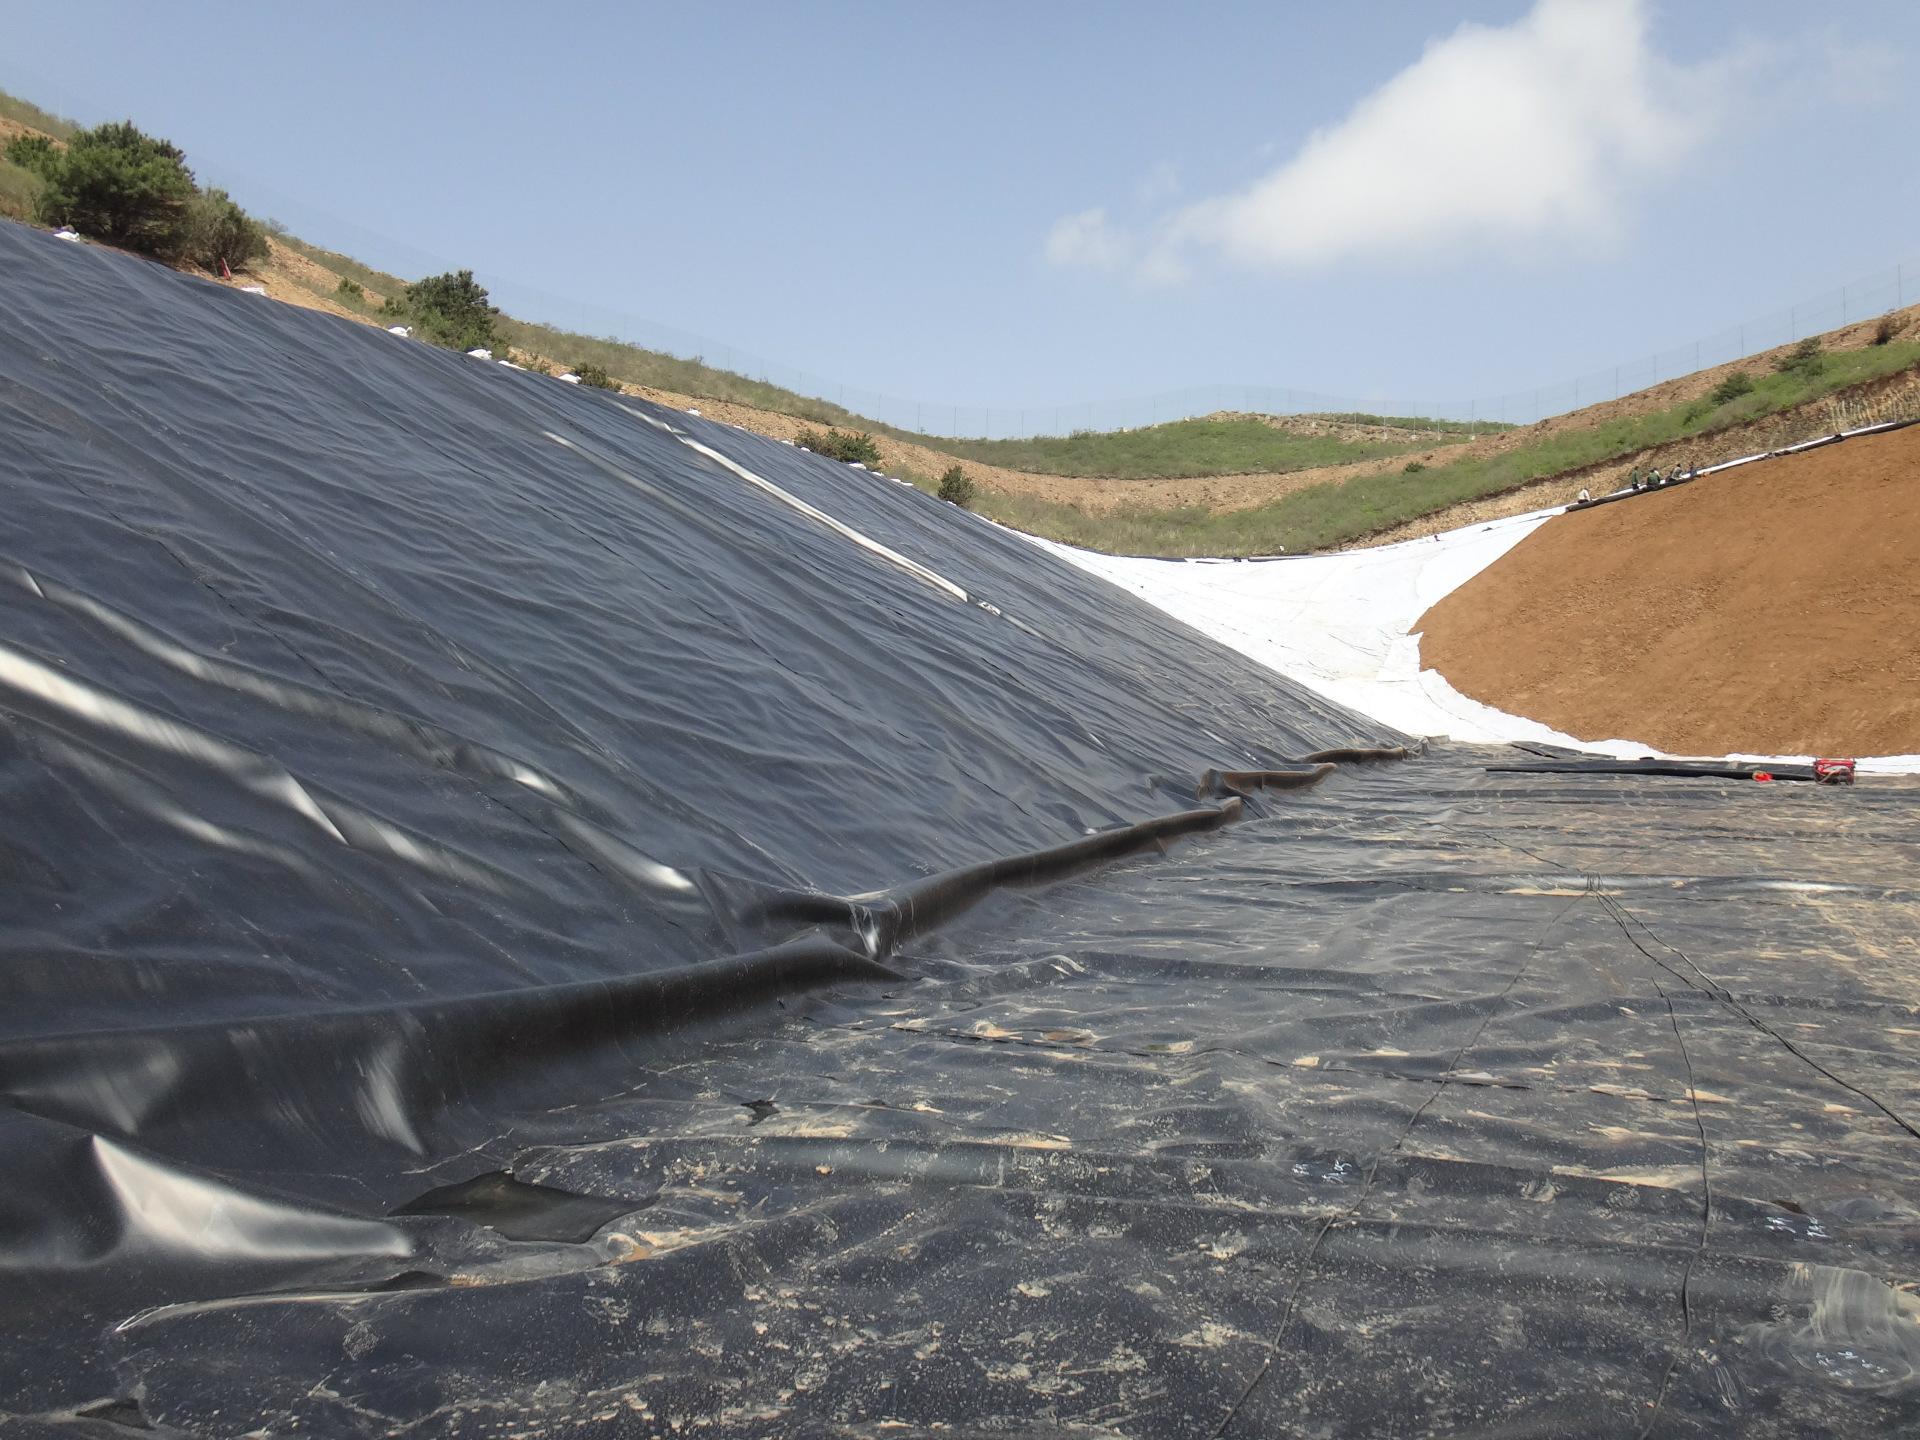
[1416,423,1920,757]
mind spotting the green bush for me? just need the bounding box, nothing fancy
[1874,314,1902,346]
[336,277,364,301]
[1706,371,1755,406]
[3,133,57,176]
[33,120,196,257]
[1774,338,1824,377]
[390,269,502,352]
[937,465,976,507]
[183,187,267,274]
[795,427,883,466]
[1402,460,1426,474]
[575,362,618,390]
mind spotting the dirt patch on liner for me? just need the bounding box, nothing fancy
[1416,423,1920,757]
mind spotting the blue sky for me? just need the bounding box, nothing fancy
[5,1,1917,431]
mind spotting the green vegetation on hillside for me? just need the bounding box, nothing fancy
[6,112,269,272]
[4,133,56,174]
[795,428,884,466]
[937,465,976,508]
[1318,412,1498,434]
[252,215,881,420]
[916,415,1477,480]
[270,229,410,301]
[946,340,1920,555]
[183,187,269,273]
[35,120,198,254]
[493,314,861,424]
[0,92,78,139]
[0,156,41,223]
[384,268,504,352]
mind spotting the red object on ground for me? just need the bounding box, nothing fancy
[1753,772,1774,783]
[1813,758,1857,785]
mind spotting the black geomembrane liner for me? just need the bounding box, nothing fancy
[3,223,1919,1436]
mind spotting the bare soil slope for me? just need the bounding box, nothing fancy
[1417,423,1920,756]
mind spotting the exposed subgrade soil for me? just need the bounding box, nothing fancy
[1416,423,1920,757]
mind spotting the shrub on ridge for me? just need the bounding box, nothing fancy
[795,427,883,466]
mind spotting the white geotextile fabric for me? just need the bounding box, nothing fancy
[1018,511,1920,775]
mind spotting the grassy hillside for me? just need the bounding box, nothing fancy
[268,231,408,299]
[0,91,77,138]
[0,93,74,223]
[943,337,1920,555]
[494,314,864,426]
[0,158,39,222]
[901,415,1479,480]
[251,229,850,421]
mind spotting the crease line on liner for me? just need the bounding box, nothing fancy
[602,404,971,605]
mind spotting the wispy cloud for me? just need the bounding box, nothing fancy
[1043,207,1133,273]
[1049,0,1741,280]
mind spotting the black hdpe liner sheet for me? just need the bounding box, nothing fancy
[2,224,1920,1437]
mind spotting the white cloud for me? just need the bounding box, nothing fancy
[1044,207,1133,273]
[1048,0,1738,278]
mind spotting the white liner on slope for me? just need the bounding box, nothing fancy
[1020,510,1920,776]
[681,407,1917,776]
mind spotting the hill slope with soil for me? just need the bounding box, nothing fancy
[1416,423,1920,756]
